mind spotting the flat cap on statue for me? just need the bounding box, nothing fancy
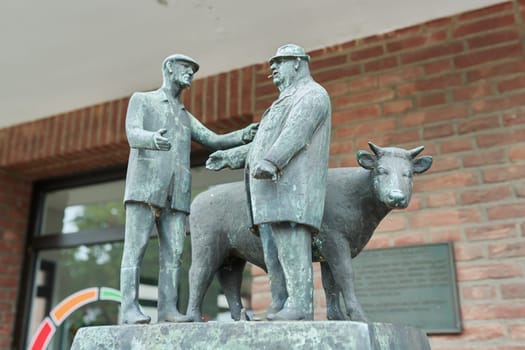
[165,54,200,73]
[269,44,311,64]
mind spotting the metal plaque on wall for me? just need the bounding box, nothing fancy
[353,242,461,334]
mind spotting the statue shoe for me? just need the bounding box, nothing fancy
[267,307,305,321]
[170,314,199,323]
[265,304,282,320]
[158,311,185,323]
[122,309,151,325]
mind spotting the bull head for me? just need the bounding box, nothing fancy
[356,142,433,209]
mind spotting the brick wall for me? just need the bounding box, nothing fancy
[0,171,30,349]
[0,0,524,348]
[250,1,525,348]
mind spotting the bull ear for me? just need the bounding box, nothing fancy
[413,156,433,174]
[357,150,377,170]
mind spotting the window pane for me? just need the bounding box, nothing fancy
[40,180,126,235]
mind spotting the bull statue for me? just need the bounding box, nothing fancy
[183,142,432,322]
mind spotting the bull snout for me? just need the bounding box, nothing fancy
[386,189,408,208]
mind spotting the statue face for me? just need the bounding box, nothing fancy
[270,57,297,90]
[171,61,195,88]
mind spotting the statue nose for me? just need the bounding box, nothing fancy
[387,190,407,208]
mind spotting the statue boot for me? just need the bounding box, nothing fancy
[268,224,313,321]
[120,267,151,324]
[157,267,184,322]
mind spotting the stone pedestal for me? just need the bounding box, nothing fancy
[71,321,431,350]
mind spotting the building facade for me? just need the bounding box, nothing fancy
[1,1,524,349]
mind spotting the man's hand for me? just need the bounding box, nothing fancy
[153,128,171,151]
[252,159,279,181]
[206,150,230,171]
[242,123,259,143]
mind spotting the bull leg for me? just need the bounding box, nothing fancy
[320,232,368,322]
[176,226,227,322]
[320,261,345,320]
[180,258,218,322]
[217,258,247,321]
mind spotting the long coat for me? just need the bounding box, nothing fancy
[124,88,246,213]
[246,76,331,232]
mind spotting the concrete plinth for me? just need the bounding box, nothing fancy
[71,321,431,350]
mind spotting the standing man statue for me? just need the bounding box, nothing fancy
[121,54,257,324]
[207,44,331,321]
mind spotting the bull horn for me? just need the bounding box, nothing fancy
[368,142,383,156]
[408,145,425,158]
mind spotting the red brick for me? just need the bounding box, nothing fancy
[458,115,500,134]
[461,185,512,205]
[510,144,525,161]
[229,69,240,117]
[468,29,520,49]
[336,118,397,139]
[499,76,525,93]
[458,2,513,20]
[393,24,423,37]
[387,31,447,53]
[401,42,463,65]
[376,215,407,232]
[503,110,525,126]
[440,139,473,153]
[465,223,517,241]
[324,82,348,97]
[455,43,523,69]
[393,232,425,246]
[454,83,493,102]
[409,207,480,228]
[453,14,516,38]
[241,66,254,116]
[364,56,398,72]
[509,324,525,340]
[415,171,477,191]
[382,99,413,115]
[462,302,525,320]
[379,66,423,86]
[365,234,391,249]
[462,285,497,300]
[487,202,525,220]
[428,228,462,242]
[463,149,506,167]
[310,54,347,72]
[358,129,420,148]
[217,73,228,120]
[314,65,361,84]
[334,89,395,109]
[467,60,525,82]
[426,17,453,28]
[455,323,506,341]
[423,59,454,76]
[477,129,525,148]
[423,123,454,139]
[425,156,460,173]
[417,93,446,108]
[483,164,525,183]
[398,74,462,96]
[350,45,384,61]
[457,263,523,281]
[349,76,378,92]
[401,105,469,127]
[427,191,457,208]
[330,140,354,156]
[332,105,381,124]
[489,242,525,258]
